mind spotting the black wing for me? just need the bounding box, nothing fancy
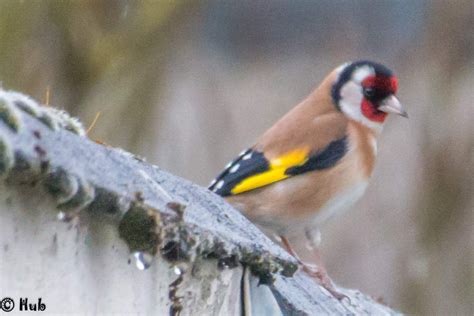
[208,148,270,197]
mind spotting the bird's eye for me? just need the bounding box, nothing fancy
[363,88,375,98]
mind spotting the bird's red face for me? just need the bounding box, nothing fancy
[333,61,407,131]
[360,75,399,123]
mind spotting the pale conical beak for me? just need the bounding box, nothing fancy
[378,95,408,118]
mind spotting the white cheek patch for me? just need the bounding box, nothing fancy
[339,81,365,121]
[339,68,383,132]
[340,81,363,108]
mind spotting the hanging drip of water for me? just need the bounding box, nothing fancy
[132,251,153,270]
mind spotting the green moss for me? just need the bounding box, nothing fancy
[86,187,127,216]
[38,111,59,131]
[44,107,85,136]
[13,97,40,117]
[63,117,85,136]
[57,175,95,210]
[0,135,14,175]
[6,92,86,136]
[118,203,161,255]
[43,167,79,203]
[239,248,297,284]
[0,97,21,132]
[44,168,95,210]
[275,258,298,277]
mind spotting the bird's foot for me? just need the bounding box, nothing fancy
[300,262,350,302]
[279,235,349,301]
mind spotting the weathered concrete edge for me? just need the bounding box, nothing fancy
[0,89,401,315]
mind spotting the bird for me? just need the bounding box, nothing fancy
[209,60,407,299]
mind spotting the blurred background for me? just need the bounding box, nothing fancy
[0,0,472,314]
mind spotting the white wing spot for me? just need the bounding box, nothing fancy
[216,180,224,189]
[242,152,252,160]
[238,150,248,157]
[209,179,217,186]
[229,164,240,173]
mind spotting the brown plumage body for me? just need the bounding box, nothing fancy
[209,60,406,298]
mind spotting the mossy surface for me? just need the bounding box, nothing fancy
[44,167,79,203]
[0,98,21,132]
[118,202,161,255]
[0,136,14,175]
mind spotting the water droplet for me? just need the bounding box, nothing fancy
[218,259,229,269]
[174,266,182,275]
[132,251,153,270]
[57,211,67,221]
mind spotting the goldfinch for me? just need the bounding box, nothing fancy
[209,60,407,297]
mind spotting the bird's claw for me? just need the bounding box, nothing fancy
[301,263,350,302]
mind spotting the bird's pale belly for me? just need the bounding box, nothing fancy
[305,180,368,227]
[251,181,368,237]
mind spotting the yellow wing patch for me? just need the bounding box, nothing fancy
[231,148,309,194]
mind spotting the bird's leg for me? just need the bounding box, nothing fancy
[304,228,329,281]
[279,235,321,276]
[280,235,348,301]
[279,235,303,262]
